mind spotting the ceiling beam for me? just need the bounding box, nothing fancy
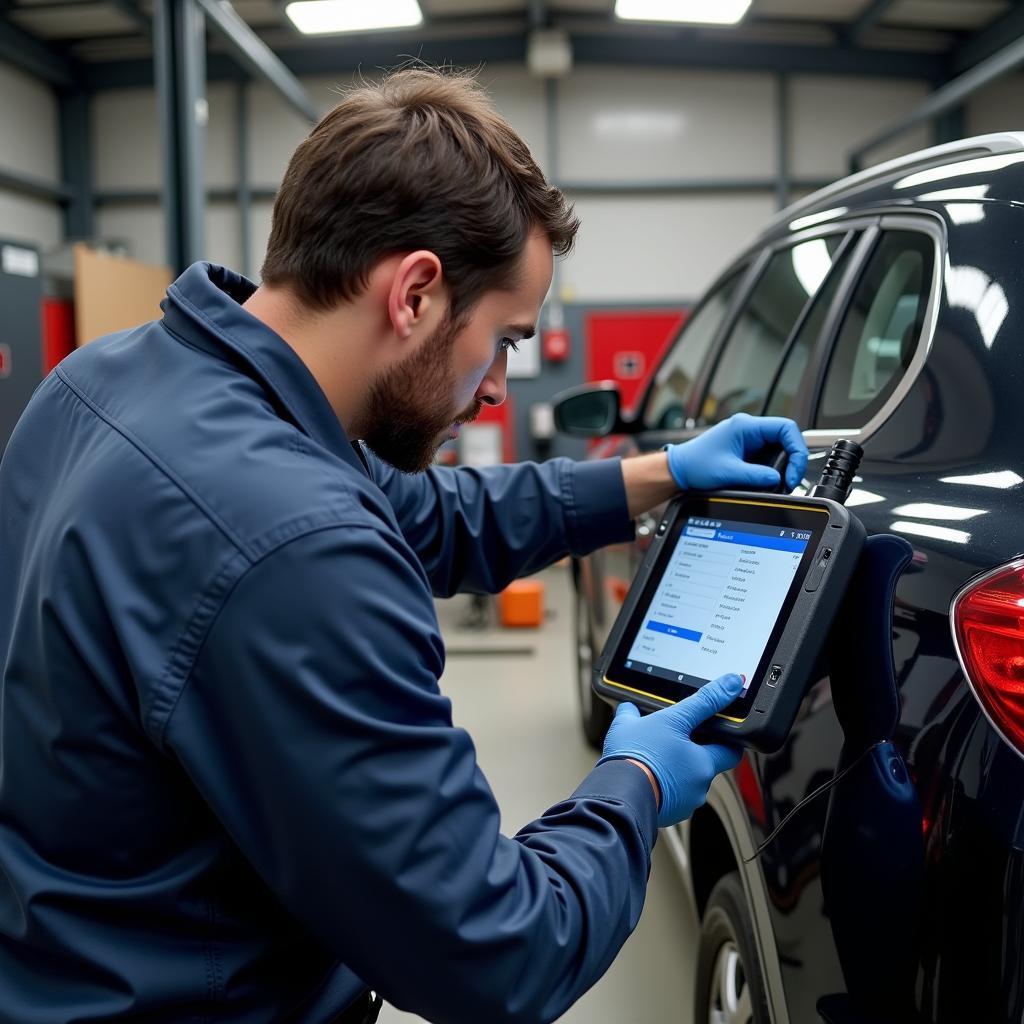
[0,13,80,86]
[82,28,946,91]
[951,0,1024,74]
[569,31,945,79]
[845,0,898,44]
[108,0,150,33]
[0,165,73,202]
[192,0,318,122]
[850,28,1024,167]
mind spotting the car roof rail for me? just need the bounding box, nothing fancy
[762,131,1024,236]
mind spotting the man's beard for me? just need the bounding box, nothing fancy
[361,314,482,474]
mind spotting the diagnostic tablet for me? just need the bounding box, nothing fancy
[596,491,864,753]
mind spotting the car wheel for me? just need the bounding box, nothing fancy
[695,872,770,1024]
[573,581,613,750]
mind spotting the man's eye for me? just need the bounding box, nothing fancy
[500,338,520,353]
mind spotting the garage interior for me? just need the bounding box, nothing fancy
[1,2,1023,1023]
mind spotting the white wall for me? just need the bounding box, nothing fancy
[92,81,242,267]
[84,63,944,299]
[789,75,931,178]
[562,194,777,303]
[965,73,1024,136]
[0,61,62,250]
[3,56,1010,297]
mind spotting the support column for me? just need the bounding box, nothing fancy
[58,90,94,241]
[154,0,206,273]
[775,72,790,212]
[236,79,252,278]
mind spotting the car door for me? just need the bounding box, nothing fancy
[753,217,945,1024]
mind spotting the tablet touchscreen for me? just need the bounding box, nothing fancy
[604,497,829,718]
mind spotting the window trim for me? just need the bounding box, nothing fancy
[794,226,882,427]
[759,229,857,419]
[690,220,881,429]
[803,213,944,447]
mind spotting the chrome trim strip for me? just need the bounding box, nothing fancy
[949,556,1024,764]
[801,213,945,449]
[761,132,1024,238]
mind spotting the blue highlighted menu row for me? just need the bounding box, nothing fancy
[684,526,808,554]
[645,620,702,643]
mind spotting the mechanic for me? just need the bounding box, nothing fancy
[0,68,808,1024]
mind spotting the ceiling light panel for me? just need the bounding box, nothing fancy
[615,0,752,26]
[286,0,422,34]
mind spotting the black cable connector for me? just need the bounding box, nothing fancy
[809,439,863,505]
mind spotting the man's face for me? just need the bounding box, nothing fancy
[362,231,554,473]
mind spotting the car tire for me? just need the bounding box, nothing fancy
[695,872,770,1024]
[573,581,613,750]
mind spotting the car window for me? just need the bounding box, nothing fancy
[700,235,845,425]
[642,268,745,431]
[816,230,933,430]
[764,235,858,421]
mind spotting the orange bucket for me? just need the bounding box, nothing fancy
[497,579,545,628]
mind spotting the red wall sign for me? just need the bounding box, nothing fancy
[586,310,688,413]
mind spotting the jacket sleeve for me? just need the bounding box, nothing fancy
[165,524,658,1024]
[365,450,634,596]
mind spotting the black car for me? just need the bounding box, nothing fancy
[554,132,1024,1024]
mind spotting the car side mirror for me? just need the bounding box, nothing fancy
[553,382,635,438]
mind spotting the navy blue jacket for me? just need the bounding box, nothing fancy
[0,264,657,1024]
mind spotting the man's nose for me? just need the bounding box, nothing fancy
[476,353,508,407]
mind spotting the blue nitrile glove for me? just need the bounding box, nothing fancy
[666,413,809,493]
[598,674,744,828]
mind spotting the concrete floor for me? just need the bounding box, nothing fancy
[378,564,702,1024]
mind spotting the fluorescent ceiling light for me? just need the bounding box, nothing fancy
[615,0,752,26]
[286,0,422,34]
[593,111,685,140]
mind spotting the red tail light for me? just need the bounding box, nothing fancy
[951,558,1024,757]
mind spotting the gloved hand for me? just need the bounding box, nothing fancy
[666,413,809,493]
[598,674,744,828]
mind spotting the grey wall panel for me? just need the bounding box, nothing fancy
[790,75,931,177]
[249,198,274,281]
[95,202,167,266]
[0,193,62,249]
[965,72,1024,136]
[0,62,58,183]
[561,193,775,303]
[92,88,162,191]
[483,64,549,173]
[205,200,241,272]
[205,82,239,190]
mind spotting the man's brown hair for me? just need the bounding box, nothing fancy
[260,67,578,320]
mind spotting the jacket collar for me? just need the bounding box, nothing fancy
[161,262,367,475]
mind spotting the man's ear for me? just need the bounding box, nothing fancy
[387,251,444,340]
